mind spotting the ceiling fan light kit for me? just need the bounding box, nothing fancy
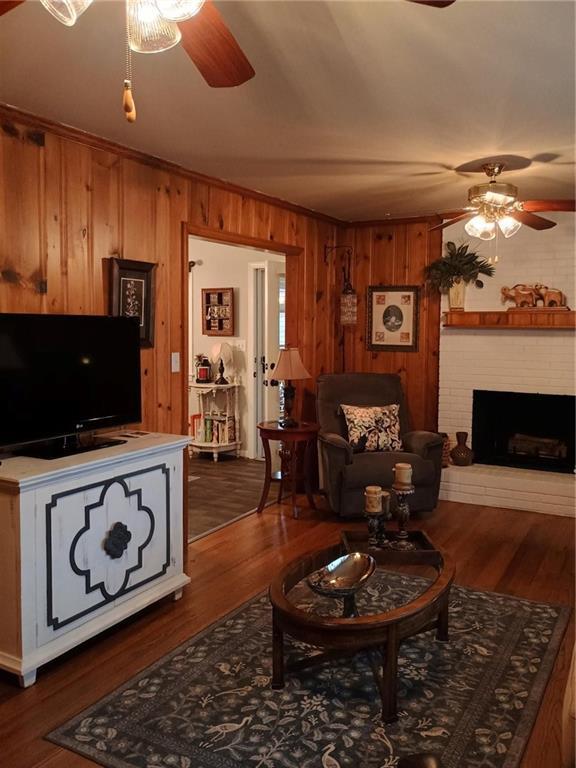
[28,0,252,122]
[464,214,497,241]
[468,182,518,208]
[496,215,522,239]
[154,0,205,22]
[127,0,181,54]
[434,162,574,240]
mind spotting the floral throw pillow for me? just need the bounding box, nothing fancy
[340,403,402,453]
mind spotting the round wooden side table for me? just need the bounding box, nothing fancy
[256,421,319,519]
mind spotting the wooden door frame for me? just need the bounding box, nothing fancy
[181,223,303,435]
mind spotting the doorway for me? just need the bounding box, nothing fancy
[186,234,286,539]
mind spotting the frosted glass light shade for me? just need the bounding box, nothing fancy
[154,0,205,21]
[128,0,181,53]
[497,216,522,238]
[465,215,496,241]
[40,0,93,26]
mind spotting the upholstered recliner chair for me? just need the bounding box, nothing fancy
[317,373,443,517]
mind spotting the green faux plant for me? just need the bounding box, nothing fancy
[425,241,495,292]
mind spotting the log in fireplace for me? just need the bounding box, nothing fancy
[472,390,575,474]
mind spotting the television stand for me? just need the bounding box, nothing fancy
[0,432,190,686]
[15,434,127,460]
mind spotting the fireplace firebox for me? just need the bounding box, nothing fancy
[472,390,575,474]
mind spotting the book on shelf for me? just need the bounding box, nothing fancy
[204,416,213,443]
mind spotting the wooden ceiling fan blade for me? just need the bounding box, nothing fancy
[430,212,473,231]
[510,210,557,230]
[405,0,457,7]
[522,199,575,212]
[0,1,25,17]
[178,0,255,88]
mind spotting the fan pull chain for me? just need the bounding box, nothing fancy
[123,4,136,123]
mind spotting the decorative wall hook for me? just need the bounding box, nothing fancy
[323,244,353,267]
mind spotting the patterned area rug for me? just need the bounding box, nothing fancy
[48,572,569,768]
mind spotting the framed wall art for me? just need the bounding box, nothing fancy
[110,258,157,348]
[366,285,419,352]
[202,288,235,336]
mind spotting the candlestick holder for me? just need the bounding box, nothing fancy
[376,490,392,548]
[391,483,416,550]
[364,486,382,548]
[364,512,380,547]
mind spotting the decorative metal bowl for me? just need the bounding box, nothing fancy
[307,552,376,598]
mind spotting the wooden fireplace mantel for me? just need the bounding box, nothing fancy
[443,310,576,330]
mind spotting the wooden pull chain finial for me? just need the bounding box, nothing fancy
[123,80,136,123]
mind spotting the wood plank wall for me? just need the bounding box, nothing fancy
[336,222,443,431]
[0,105,442,435]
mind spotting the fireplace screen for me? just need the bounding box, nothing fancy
[472,390,575,474]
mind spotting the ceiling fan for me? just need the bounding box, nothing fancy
[0,0,256,120]
[431,163,576,240]
[0,0,456,86]
[0,0,456,121]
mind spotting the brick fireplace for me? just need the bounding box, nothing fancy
[437,216,575,517]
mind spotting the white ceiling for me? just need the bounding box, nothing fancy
[0,0,574,221]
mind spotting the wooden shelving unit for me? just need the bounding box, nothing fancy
[443,310,576,330]
[188,383,241,461]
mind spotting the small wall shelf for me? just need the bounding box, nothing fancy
[443,310,576,330]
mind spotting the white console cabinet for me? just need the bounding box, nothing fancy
[0,432,190,686]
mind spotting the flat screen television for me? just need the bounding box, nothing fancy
[0,313,141,454]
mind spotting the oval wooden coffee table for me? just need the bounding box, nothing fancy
[269,531,455,723]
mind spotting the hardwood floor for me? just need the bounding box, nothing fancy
[0,500,573,768]
[188,453,275,540]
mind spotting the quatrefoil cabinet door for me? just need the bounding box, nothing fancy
[37,463,174,645]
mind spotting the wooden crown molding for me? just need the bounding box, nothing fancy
[348,214,442,227]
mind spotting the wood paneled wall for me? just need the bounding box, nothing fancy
[0,105,441,435]
[336,222,443,431]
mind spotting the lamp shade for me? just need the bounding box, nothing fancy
[270,348,311,381]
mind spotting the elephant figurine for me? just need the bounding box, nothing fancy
[534,284,567,307]
[501,283,568,309]
[501,284,538,307]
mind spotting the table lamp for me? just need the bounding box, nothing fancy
[270,347,311,428]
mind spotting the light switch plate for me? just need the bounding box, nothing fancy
[171,352,180,373]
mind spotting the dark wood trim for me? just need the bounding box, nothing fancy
[0,103,342,227]
[187,223,304,256]
[349,215,442,227]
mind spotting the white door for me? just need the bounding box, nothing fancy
[263,260,284,427]
[248,259,285,462]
